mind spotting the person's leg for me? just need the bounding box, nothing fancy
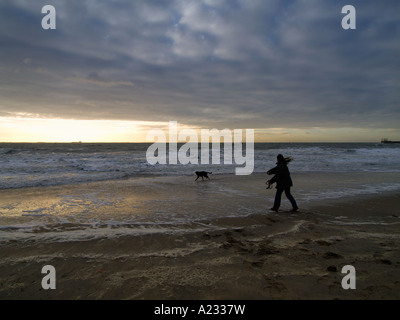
[272,188,284,211]
[285,187,298,211]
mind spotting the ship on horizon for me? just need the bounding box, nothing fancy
[381,138,400,144]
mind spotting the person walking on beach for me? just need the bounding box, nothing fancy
[266,154,299,212]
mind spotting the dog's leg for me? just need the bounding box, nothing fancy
[195,175,199,181]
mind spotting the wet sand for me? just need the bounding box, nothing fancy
[0,175,399,300]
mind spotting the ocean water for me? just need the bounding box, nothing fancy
[1,142,400,189]
[1,142,400,243]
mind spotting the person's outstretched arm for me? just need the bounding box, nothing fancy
[267,166,277,175]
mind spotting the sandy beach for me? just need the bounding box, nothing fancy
[0,173,399,300]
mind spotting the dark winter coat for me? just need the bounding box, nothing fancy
[267,161,293,190]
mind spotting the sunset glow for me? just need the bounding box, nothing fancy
[1,116,397,143]
[0,117,166,143]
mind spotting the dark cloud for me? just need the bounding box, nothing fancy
[0,0,399,132]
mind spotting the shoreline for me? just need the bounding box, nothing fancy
[1,185,399,299]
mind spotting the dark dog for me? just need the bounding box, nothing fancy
[195,171,212,181]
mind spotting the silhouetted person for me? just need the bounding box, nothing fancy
[267,154,299,212]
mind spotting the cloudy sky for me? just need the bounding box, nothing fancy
[0,0,399,142]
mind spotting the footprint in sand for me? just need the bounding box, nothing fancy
[315,240,332,246]
[323,252,343,259]
[326,265,338,272]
